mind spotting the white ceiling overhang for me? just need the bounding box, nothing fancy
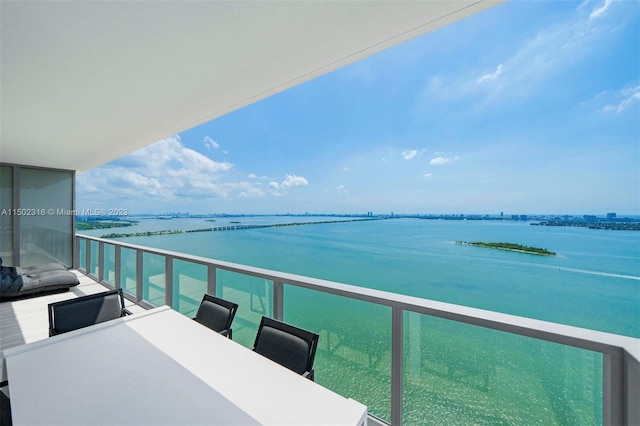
[1,1,502,171]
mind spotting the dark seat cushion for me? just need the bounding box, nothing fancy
[254,326,311,375]
[51,292,123,335]
[194,300,232,332]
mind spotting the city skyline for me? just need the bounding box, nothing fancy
[77,0,640,215]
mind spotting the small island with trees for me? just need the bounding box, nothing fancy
[76,220,137,231]
[456,241,556,256]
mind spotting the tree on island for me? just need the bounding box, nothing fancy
[456,241,556,256]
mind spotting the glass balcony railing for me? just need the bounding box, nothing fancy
[76,234,640,426]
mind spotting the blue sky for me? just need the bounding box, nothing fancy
[77,0,640,216]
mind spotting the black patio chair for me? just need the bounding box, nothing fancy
[193,294,238,339]
[48,288,131,336]
[252,316,319,380]
[0,382,11,426]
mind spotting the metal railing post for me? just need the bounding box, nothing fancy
[207,265,217,296]
[98,241,104,282]
[273,281,284,321]
[603,352,624,425]
[625,353,640,425]
[165,256,173,308]
[73,236,79,269]
[391,306,403,426]
[114,245,121,289]
[85,239,92,277]
[136,250,144,302]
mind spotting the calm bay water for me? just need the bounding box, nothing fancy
[93,217,640,337]
[86,217,639,424]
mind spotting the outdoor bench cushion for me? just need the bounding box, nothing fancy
[0,258,79,300]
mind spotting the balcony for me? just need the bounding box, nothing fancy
[30,233,633,425]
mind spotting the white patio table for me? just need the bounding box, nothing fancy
[4,305,367,425]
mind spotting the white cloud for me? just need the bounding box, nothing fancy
[263,174,309,197]
[204,136,220,149]
[336,185,349,194]
[77,135,235,204]
[423,173,433,178]
[281,174,309,189]
[343,167,349,172]
[401,150,418,160]
[477,64,504,84]
[430,156,459,165]
[238,186,265,198]
[248,173,257,178]
[401,149,426,160]
[602,85,640,113]
[589,0,613,20]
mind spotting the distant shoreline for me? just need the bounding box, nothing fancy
[531,221,640,231]
[456,241,556,256]
[95,217,381,239]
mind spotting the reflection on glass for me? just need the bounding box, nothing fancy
[403,311,602,425]
[0,166,13,265]
[285,287,392,422]
[19,168,73,266]
[103,244,115,284]
[120,247,137,297]
[173,260,207,316]
[78,238,87,271]
[217,270,273,348]
[142,252,165,306]
[90,240,99,277]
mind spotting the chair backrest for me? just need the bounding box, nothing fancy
[0,387,12,426]
[252,316,319,380]
[48,289,126,336]
[193,294,238,338]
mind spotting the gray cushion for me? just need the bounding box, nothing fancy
[0,262,79,300]
[16,263,67,275]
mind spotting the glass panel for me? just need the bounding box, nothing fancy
[285,287,392,422]
[142,252,165,306]
[217,269,273,348]
[403,311,602,425]
[89,240,99,277]
[19,168,73,266]
[78,238,87,271]
[173,260,207,316]
[120,247,137,297]
[103,243,116,284]
[0,166,13,265]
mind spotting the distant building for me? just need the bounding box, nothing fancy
[583,215,597,222]
[607,212,617,220]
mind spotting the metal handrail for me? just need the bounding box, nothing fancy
[76,233,640,425]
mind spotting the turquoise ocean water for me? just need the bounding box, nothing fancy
[84,217,639,424]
